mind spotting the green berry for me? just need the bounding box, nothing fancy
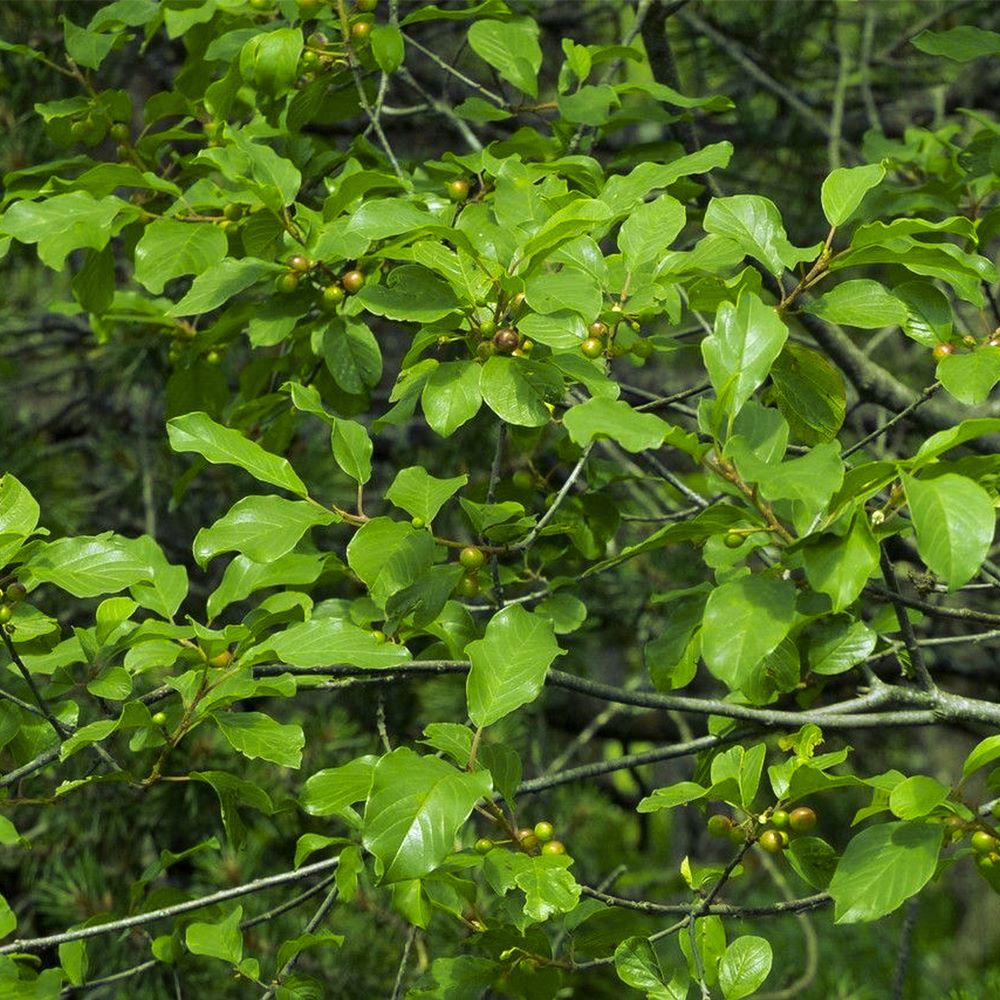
[759,829,785,854]
[4,583,26,603]
[455,575,480,599]
[276,272,300,294]
[770,809,789,830]
[342,269,365,293]
[475,838,494,855]
[723,532,744,549]
[0,605,12,625]
[789,807,817,833]
[459,546,486,571]
[580,337,604,359]
[446,178,470,201]
[288,254,311,272]
[971,830,999,855]
[371,630,387,644]
[223,203,244,221]
[707,814,732,838]
[588,320,608,338]
[151,711,168,727]
[321,284,345,309]
[541,840,566,856]
[534,821,555,843]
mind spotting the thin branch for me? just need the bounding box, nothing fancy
[511,444,593,551]
[842,382,941,459]
[388,925,418,1000]
[879,547,936,691]
[580,885,831,918]
[0,858,341,956]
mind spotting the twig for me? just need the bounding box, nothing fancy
[511,444,593,551]
[879,548,936,690]
[389,925,418,1000]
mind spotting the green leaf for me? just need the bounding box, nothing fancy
[888,775,949,819]
[239,27,302,96]
[769,342,846,444]
[362,747,492,883]
[0,473,40,565]
[346,517,436,610]
[194,496,334,567]
[524,266,602,318]
[829,822,944,923]
[185,907,243,964]
[805,279,907,328]
[903,473,996,589]
[515,855,581,923]
[354,266,460,323]
[214,711,304,768]
[963,734,1000,778]
[479,356,554,428]
[786,836,838,890]
[703,195,804,276]
[515,198,612,273]
[615,936,671,994]
[133,220,227,294]
[466,605,563,727]
[563,397,670,453]
[820,164,885,226]
[421,361,483,437]
[702,290,788,420]
[25,533,152,598]
[468,18,541,97]
[807,617,877,676]
[301,756,378,818]
[269,618,412,669]
[331,419,373,484]
[913,418,1000,465]
[701,576,796,689]
[636,781,708,813]
[167,412,308,496]
[912,26,1000,62]
[345,200,437,241]
[207,552,325,620]
[1,191,126,269]
[893,280,952,347]
[371,24,405,72]
[937,348,1000,405]
[323,317,382,395]
[166,258,274,316]
[803,511,880,611]
[618,195,685,270]
[719,936,772,1000]
[385,467,468,523]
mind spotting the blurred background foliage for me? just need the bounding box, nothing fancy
[3,1,1000,997]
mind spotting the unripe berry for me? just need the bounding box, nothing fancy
[534,821,555,843]
[459,546,486,571]
[789,806,817,833]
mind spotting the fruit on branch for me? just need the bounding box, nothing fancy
[475,838,494,854]
[588,320,608,339]
[580,337,604,359]
[534,821,555,843]
[288,254,311,272]
[446,178,470,201]
[351,19,373,42]
[3,583,26,603]
[541,840,566,855]
[758,829,785,854]
[723,532,744,549]
[342,269,365,293]
[321,283,345,309]
[769,809,789,829]
[493,328,520,354]
[0,605,12,624]
[971,830,999,855]
[276,272,300,294]
[459,546,486,571]
[455,575,480,599]
[223,203,244,221]
[707,814,732,838]
[151,712,167,727]
[789,806,817,833]
[932,342,955,361]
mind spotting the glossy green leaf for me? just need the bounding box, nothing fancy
[421,361,483,437]
[893,280,952,346]
[820,163,885,226]
[167,258,274,316]
[614,936,671,994]
[563,397,670,452]
[346,517,436,609]
[719,936,772,1000]
[618,195,685,270]
[467,605,563,727]
[269,618,412,669]
[167,412,308,496]
[133,220,227,294]
[829,822,943,922]
[354,266,460,323]
[769,342,846,444]
[468,17,541,97]
[214,711,304,768]
[0,473,41,565]
[702,290,788,420]
[239,27,302,96]
[937,347,1000,404]
[524,266,602,318]
[903,473,996,589]
[194,496,334,567]
[371,24,405,72]
[703,194,802,276]
[323,317,382,395]
[207,552,324,620]
[385,467,468,522]
[479,356,553,427]
[636,781,708,813]
[802,511,880,611]
[362,747,491,883]
[962,734,1000,778]
[913,418,1000,465]
[301,756,378,818]
[805,278,906,328]
[701,576,796,689]
[331,419,373,484]
[807,616,877,675]
[889,775,949,819]
[25,533,153,598]
[515,198,612,273]
[185,907,243,964]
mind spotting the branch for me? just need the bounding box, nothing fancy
[580,885,831,918]
[0,857,341,956]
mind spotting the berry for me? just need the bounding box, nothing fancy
[455,575,480,599]
[342,269,365,293]
[519,832,540,853]
[789,807,817,833]
[205,350,222,365]
[723,532,744,549]
[580,337,604,359]
[512,470,533,490]
[288,255,311,272]
[70,120,89,140]
[351,20,373,42]
[249,0,272,8]
[971,830,999,855]
[459,546,486,571]
[356,0,378,10]
[151,711,167,727]
[475,838,494,854]
[110,123,130,143]
[410,516,426,529]
[208,650,233,668]
[770,809,789,830]
[587,320,608,338]
[223,203,244,221]
[541,840,566,855]
[371,630,387,644]
[276,272,300,294]
[932,342,955,361]
[475,341,493,361]
[759,829,785,854]
[534,821,555,843]
[446,178,470,201]
[707,814,732,838]
[321,284,345,309]
[4,583,26,603]
[479,319,497,337]
[493,328,520,354]
[0,605,12,624]
[307,32,328,49]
